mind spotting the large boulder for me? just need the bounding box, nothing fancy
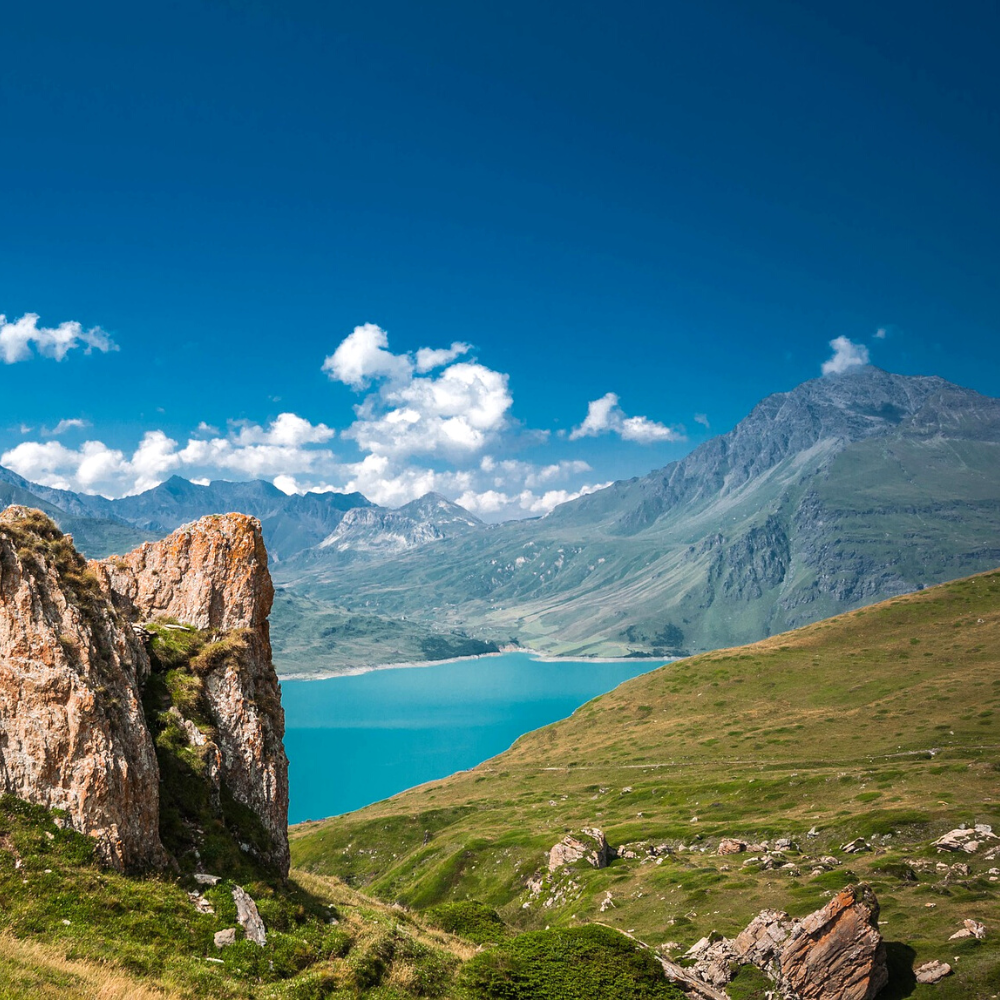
[668,885,888,1000]
[776,885,888,1000]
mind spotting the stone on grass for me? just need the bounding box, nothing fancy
[232,885,267,946]
[214,928,237,949]
[915,960,952,984]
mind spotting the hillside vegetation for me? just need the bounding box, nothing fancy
[291,569,1000,998]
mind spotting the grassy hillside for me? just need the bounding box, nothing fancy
[291,569,1000,998]
[0,797,683,999]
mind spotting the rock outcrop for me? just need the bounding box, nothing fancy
[0,507,163,871]
[675,884,887,1000]
[775,885,887,1000]
[94,513,289,876]
[0,508,289,876]
[548,827,611,872]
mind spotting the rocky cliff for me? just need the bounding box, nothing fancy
[0,507,164,872]
[0,508,289,876]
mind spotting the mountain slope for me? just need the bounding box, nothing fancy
[291,568,1000,999]
[276,368,1000,660]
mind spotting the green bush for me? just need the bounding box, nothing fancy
[727,963,772,999]
[425,900,507,944]
[459,924,685,999]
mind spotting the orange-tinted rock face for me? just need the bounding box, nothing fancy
[0,508,289,876]
[94,513,289,877]
[98,513,274,632]
[0,507,164,871]
[777,885,888,1000]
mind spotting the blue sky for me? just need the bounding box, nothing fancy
[1,0,997,519]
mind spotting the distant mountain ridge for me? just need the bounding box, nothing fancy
[4,366,1000,670]
[272,367,1000,662]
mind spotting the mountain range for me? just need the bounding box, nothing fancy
[3,366,999,672]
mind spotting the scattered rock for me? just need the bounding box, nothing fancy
[676,885,886,1000]
[949,919,986,941]
[841,837,870,854]
[717,838,747,855]
[547,827,610,872]
[232,885,266,946]
[774,838,797,851]
[194,873,221,885]
[658,957,731,1000]
[188,892,214,914]
[214,928,237,949]
[915,960,952,984]
[807,826,819,838]
[732,909,792,967]
[932,827,998,853]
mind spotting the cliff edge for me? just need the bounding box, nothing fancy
[0,507,289,876]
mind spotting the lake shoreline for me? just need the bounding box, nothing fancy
[277,647,674,681]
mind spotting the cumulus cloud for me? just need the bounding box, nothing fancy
[1,323,647,522]
[44,418,90,436]
[822,335,870,375]
[2,413,338,496]
[322,326,512,460]
[415,341,471,372]
[0,312,117,364]
[456,484,610,518]
[266,451,604,522]
[569,392,684,443]
[346,362,512,459]
[321,323,412,388]
[230,412,334,447]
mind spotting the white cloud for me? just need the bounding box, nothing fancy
[456,483,610,518]
[0,312,117,364]
[321,323,412,388]
[569,392,685,443]
[231,412,334,447]
[346,362,513,459]
[0,324,645,522]
[822,336,870,375]
[322,326,512,460]
[694,412,710,429]
[43,418,90,436]
[1,414,338,496]
[415,341,471,372]
[479,456,591,489]
[873,327,887,340]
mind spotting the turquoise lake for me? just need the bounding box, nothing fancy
[280,652,661,824]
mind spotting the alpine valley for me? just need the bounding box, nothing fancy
[4,366,999,675]
[0,365,999,999]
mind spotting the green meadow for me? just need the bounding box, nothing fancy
[292,570,1000,998]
